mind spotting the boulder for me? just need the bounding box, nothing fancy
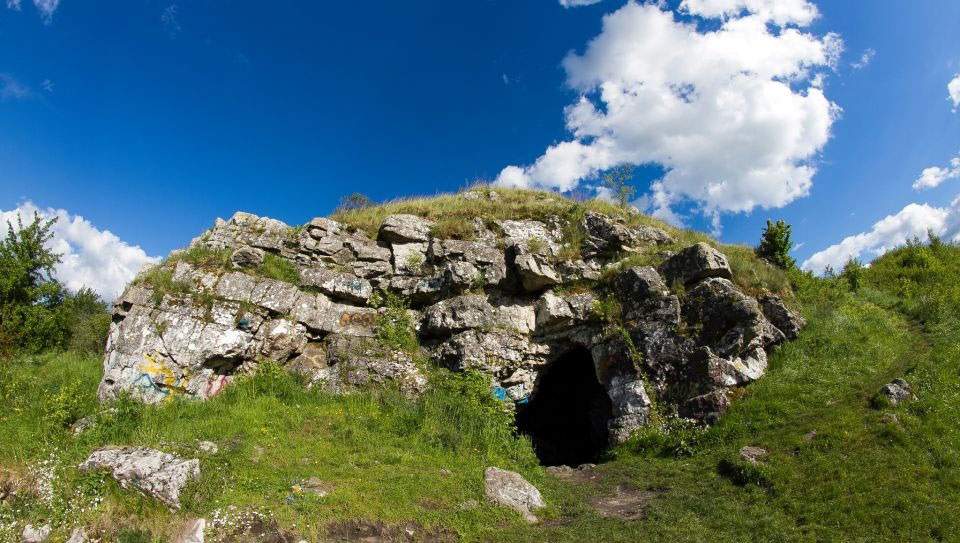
[378,214,434,244]
[658,242,731,286]
[483,467,545,523]
[21,525,51,543]
[880,378,915,406]
[606,375,653,444]
[391,242,429,275]
[535,291,574,330]
[758,294,806,340]
[79,447,200,509]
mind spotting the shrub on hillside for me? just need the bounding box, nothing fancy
[756,219,796,270]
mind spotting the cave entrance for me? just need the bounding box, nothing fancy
[515,346,613,466]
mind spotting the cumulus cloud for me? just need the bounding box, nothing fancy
[851,48,875,69]
[6,0,21,10]
[495,1,841,228]
[912,153,960,190]
[802,199,960,273]
[0,202,159,301]
[950,74,960,112]
[559,0,603,7]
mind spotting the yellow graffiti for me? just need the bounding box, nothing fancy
[136,353,186,400]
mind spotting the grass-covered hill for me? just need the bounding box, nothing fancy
[2,189,959,541]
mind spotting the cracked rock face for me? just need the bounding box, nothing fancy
[79,447,200,509]
[100,201,804,447]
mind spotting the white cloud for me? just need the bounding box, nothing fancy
[0,202,159,301]
[161,4,181,38]
[0,74,30,100]
[559,0,603,7]
[802,199,960,273]
[32,0,58,21]
[851,48,875,69]
[680,0,819,26]
[5,0,59,22]
[495,1,841,226]
[912,154,960,190]
[950,74,960,112]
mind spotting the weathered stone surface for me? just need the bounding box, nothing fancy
[759,294,806,340]
[175,519,206,543]
[606,375,652,444]
[230,246,265,269]
[300,267,373,304]
[739,445,768,465]
[659,242,731,286]
[483,467,545,523]
[379,214,434,244]
[514,251,561,292]
[21,524,51,543]
[497,219,561,254]
[880,378,915,406]
[79,447,200,509]
[614,266,680,324]
[683,278,784,363]
[318,335,427,397]
[582,211,672,255]
[65,528,88,543]
[392,242,429,275]
[421,294,496,337]
[535,291,574,331]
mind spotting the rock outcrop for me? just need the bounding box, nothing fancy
[79,447,200,509]
[99,194,804,449]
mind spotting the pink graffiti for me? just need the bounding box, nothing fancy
[202,375,232,398]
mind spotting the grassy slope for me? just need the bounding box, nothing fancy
[3,196,960,541]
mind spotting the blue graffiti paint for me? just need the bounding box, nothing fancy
[133,373,170,396]
[492,386,508,401]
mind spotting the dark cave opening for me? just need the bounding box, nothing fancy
[515,346,614,467]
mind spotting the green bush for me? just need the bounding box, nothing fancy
[756,219,796,269]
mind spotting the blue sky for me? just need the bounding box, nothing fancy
[1,0,959,297]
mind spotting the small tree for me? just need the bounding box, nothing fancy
[602,165,636,208]
[337,192,373,212]
[841,257,863,291]
[756,219,796,270]
[0,213,68,355]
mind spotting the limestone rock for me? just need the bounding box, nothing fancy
[739,445,768,465]
[483,467,545,523]
[318,335,427,397]
[230,246,265,269]
[79,447,200,509]
[65,528,88,543]
[379,214,434,244]
[880,378,915,406]
[175,519,206,543]
[582,211,672,255]
[391,242,429,275]
[421,294,495,337]
[514,251,560,292]
[300,267,372,304]
[535,291,574,331]
[21,524,51,543]
[613,266,679,324]
[759,294,806,340]
[659,242,731,286]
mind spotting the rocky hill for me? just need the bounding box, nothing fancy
[100,187,802,465]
